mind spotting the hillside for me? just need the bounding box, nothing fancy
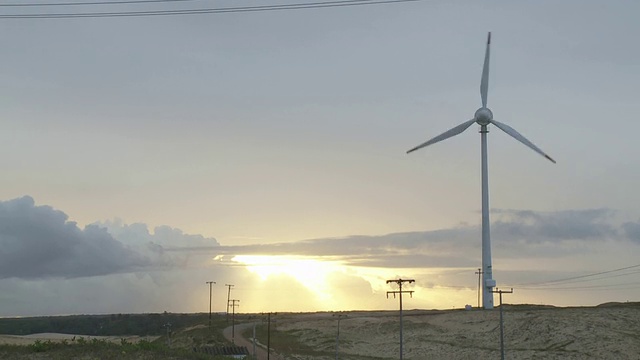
[1,303,639,359]
[256,302,640,359]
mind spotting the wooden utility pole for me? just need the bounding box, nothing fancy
[263,312,277,360]
[333,314,347,360]
[206,281,216,328]
[475,269,483,308]
[491,288,513,360]
[229,299,240,343]
[164,322,172,347]
[386,278,415,360]
[267,312,271,360]
[225,284,234,323]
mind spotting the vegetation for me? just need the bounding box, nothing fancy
[252,323,321,357]
[0,312,208,336]
[0,313,236,359]
[0,337,229,360]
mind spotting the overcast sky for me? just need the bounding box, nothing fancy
[1,0,639,316]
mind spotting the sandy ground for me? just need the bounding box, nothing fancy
[270,304,640,360]
[0,333,159,346]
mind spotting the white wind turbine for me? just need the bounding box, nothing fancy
[407,32,555,309]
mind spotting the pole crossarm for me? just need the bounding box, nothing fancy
[385,278,415,298]
[491,288,514,295]
[385,279,415,360]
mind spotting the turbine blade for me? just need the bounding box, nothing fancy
[480,32,491,108]
[407,119,476,154]
[490,119,556,163]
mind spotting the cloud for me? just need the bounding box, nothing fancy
[1,197,637,316]
[206,208,634,269]
[99,219,220,249]
[492,208,618,242]
[0,196,151,279]
[622,220,640,243]
[96,219,220,268]
[0,196,220,280]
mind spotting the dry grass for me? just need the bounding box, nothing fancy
[259,303,640,360]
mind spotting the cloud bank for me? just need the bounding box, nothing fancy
[1,196,638,316]
[0,196,219,280]
[209,208,637,269]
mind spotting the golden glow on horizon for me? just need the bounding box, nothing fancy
[229,255,478,311]
[231,255,346,301]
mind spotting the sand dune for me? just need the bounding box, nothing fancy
[271,303,640,359]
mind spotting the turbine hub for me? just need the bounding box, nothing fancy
[474,107,493,126]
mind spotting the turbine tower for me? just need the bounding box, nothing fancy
[407,32,555,309]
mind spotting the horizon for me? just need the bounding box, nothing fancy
[1,0,639,316]
[5,300,640,320]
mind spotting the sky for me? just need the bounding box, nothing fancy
[1,0,640,317]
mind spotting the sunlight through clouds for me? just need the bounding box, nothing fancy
[231,255,347,302]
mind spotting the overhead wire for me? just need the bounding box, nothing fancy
[0,0,202,7]
[496,263,640,292]
[511,263,640,287]
[0,0,423,19]
[436,264,640,292]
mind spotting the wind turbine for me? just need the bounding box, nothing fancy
[407,32,555,309]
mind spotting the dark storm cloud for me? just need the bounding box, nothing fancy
[0,196,150,279]
[0,196,220,280]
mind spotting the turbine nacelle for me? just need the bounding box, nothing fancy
[474,107,493,126]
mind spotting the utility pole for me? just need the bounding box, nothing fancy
[206,281,216,328]
[164,322,172,347]
[225,284,234,323]
[252,323,257,360]
[333,314,347,360]
[265,312,275,360]
[475,268,483,309]
[229,299,240,344]
[386,278,415,360]
[491,288,513,360]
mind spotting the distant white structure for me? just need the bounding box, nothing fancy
[407,32,555,309]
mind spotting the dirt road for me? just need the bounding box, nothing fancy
[222,322,279,360]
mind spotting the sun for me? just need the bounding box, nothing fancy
[231,255,344,300]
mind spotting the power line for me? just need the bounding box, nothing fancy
[0,0,423,19]
[0,0,201,7]
[518,281,640,291]
[523,270,640,288]
[510,263,640,288]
